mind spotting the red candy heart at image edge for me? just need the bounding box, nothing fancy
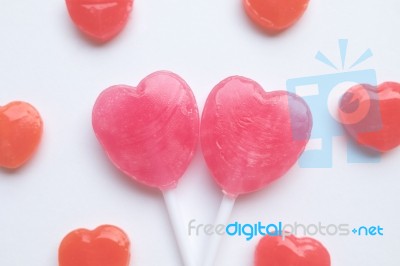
[200,76,312,197]
[65,0,133,42]
[243,0,310,33]
[339,82,400,152]
[0,101,43,169]
[59,225,130,266]
[255,234,331,266]
[92,71,199,190]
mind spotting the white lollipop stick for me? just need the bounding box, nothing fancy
[163,189,197,266]
[203,194,236,266]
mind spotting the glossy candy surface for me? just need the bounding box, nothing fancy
[66,0,133,42]
[255,234,331,266]
[59,225,130,266]
[200,76,312,197]
[92,71,199,190]
[0,101,43,169]
[243,0,310,33]
[339,82,400,152]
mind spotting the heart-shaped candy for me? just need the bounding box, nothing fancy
[243,0,310,33]
[200,76,312,196]
[255,234,331,266]
[66,0,133,42]
[59,225,130,266]
[0,101,43,169]
[92,71,199,190]
[339,82,400,152]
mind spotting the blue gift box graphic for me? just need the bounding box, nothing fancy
[286,40,382,168]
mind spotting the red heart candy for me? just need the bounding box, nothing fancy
[255,234,331,266]
[339,82,400,152]
[92,71,199,190]
[59,225,130,266]
[65,0,133,42]
[0,101,43,169]
[200,76,312,197]
[243,0,310,33]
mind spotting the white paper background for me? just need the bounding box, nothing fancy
[1,0,399,265]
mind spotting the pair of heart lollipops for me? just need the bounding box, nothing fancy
[90,70,313,266]
[65,0,310,42]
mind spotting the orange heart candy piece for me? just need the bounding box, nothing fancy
[255,234,331,266]
[243,0,310,33]
[65,0,133,42]
[0,101,43,169]
[59,225,131,266]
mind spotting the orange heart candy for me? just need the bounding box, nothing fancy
[243,0,310,33]
[0,101,43,169]
[59,225,131,266]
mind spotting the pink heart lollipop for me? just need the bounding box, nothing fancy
[201,76,312,265]
[92,71,199,266]
[201,76,312,196]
